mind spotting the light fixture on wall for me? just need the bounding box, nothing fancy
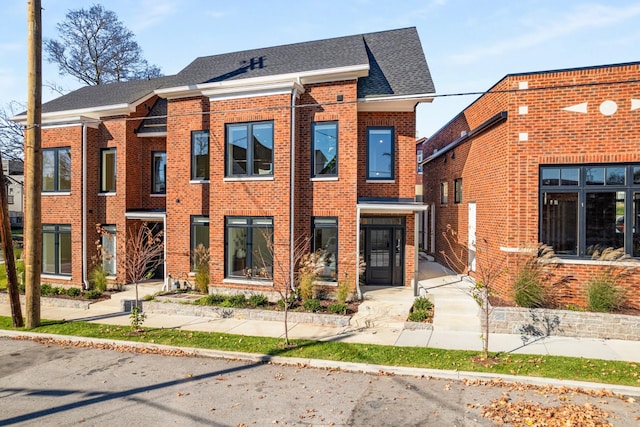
[451,151,456,160]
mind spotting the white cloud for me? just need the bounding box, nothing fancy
[131,0,176,32]
[449,3,640,64]
[205,10,230,19]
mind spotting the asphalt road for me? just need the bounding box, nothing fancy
[0,337,638,426]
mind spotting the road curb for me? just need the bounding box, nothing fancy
[1,329,639,397]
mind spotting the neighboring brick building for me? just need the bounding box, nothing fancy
[422,62,640,310]
[14,28,434,299]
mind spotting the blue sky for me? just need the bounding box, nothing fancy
[1,0,639,137]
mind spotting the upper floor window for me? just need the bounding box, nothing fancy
[367,127,394,180]
[43,147,71,192]
[226,121,274,177]
[440,181,448,204]
[191,131,209,180]
[540,164,640,258]
[152,151,167,194]
[100,148,116,193]
[454,178,462,204]
[417,150,423,174]
[42,224,71,276]
[312,122,338,177]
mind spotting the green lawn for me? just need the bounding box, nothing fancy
[0,316,638,388]
[0,247,24,290]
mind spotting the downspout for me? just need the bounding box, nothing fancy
[81,123,89,290]
[355,206,362,300]
[414,211,419,296]
[289,87,297,290]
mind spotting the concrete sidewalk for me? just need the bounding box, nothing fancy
[1,262,640,363]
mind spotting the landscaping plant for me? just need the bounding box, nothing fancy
[192,243,210,294]
[513,244,568,309]
[586,248,632,313]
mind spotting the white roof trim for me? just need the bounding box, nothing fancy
[38,116,102,129]
[357,93,435,112]
[203,81,305,101]
[156,64,369,99]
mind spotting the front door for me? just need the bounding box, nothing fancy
[364,225,404,286]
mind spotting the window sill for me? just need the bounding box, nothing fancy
[98,192,116,196]
[314,280,338,286]
[551,258,640,268]
[311,176,339,182]
[150,193,166,197]
[366,179,395,184]
[189,179,210,184]
[41,274,72,281]
[224,176,274,182]
[223,278,273,287]
[42,192,71,196]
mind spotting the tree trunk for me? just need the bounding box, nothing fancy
[25,0,43,328]
[0,153,23,327]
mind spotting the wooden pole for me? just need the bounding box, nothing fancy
[0,156,23,327]
[25,0,42,328]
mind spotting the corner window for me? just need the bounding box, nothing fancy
[100,148,116,193]
[42,224,71,275]
[454,178,462,204]
[312,122,338,177]
[226,121,274,177]
[226,217,273,279]
[190,216,209,272]
[152,151,167,194]
[312,217,338,280]
[101,225,116,275]
[43,147,71,192]
[540,164,640,258]
[191,131,209,180]
[440,181,448,204]
[367,127,394,180]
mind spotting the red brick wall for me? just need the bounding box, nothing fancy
[424,62,640,309]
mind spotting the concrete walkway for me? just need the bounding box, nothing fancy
[2,262,640,364]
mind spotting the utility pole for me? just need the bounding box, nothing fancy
[25,0,42,328]
[0,156,23,327]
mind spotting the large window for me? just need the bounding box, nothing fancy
[42,224,71,275]
[540,164,640,258]
[366,127,394,180]
[312,122,338,177]
[43,147,71,192]
[226,217,273,279]
[312,217,338,280]
[191,216,209,271]
[100,148,116,193]
[101,225,116,275]
[226,121,274,177]
[191,131,209,180]
[152,151,167,194]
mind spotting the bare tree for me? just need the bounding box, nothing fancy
[45,4,161,86]
[0,102,26,160]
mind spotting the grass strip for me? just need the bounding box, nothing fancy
[0,316,638,388]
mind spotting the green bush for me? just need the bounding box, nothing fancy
[192,244,210,294]
[513,266,548,308]
[221,294,247,308]
[66,287,81,297]
[84,290,103,300]
[587,274,625,312]
[408,309,432,322]
[54,287,65,295]
[303,298,322,312]
[248,294,269,308]
[328,302,347,314]
[196,294,226,306]
[89,265,108,293]
[40,283,54,296]
[413,296,433,311]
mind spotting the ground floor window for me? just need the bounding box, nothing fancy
[101,225,116,275]
[191,216,209,271]
[540,164,640,257]
[42,224,71,275]
[226,217,273,279]
[312,217,337,280]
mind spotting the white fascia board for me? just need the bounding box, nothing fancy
[357,93,435,112]
[155,64,369,99]
[13,103,132,124]
[203,81,305,101]
[39,116,102,129]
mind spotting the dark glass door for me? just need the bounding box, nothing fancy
[364,226,404,285]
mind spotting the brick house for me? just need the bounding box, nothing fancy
[14,27,434,299]
[422,62,640,310]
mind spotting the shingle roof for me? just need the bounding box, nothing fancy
[40,27,434,114]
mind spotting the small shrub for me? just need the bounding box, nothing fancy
[66,287,81,297]
[408,309,432,322]
[142,294,154,301]
[40,283,54,296]
[303,298,322,312]
[248,294,269,308]
[328,302,347,314]
[336,273,352,304]
[413,296,433,311]
[513,265,547,308]
[298,253,317,302]
[587,274,625,312]
[221,294,247,308]
[130,305,146,331]
[197,294,226,306]
[277,294,297,310]
[89,264,108,293]
[192,243,210,294]
[84,290,102,299]
[54,287,65,295]
[565,304,585,312]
